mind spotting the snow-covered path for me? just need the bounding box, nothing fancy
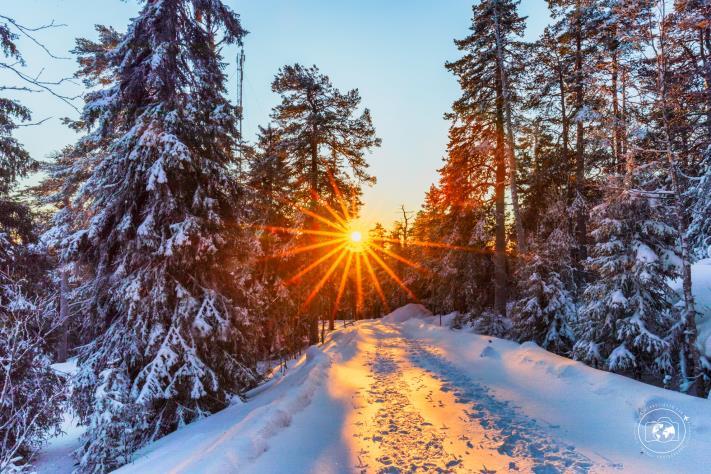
[112,309,711,474]
[337,323,591,473]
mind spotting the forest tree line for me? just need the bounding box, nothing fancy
[392,0,711,399]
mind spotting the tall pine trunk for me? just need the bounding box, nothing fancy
[494,56,508,318]
[656,9,706,396]
[56,267,69,362]
[610,35,623,173]
[573,1,588,266]
[308,124,320,345]
[493,0,525,254]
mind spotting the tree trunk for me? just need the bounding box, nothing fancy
[621,66,628,158]
[56,268,69,362]
[493,0,525,254]
[573,2,588,266]
[611,38,623,172]
[308,124,320,345]
[494,53,508,318]
[559,64,576,267]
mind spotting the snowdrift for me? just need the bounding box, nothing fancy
[34,297,711,473]
[380,303,432,323]
[113,344,339,474]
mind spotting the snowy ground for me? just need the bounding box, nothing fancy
[92,305,707,474]
[32,260,711,473]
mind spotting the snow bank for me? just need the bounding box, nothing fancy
[39,304,711,473]
[380,303,432,323]
[115,344,336,473]
[400,317,711,473]
[692,259,711,357]
[121,312,711,473]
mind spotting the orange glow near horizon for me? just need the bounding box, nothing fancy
[258,176,483,318]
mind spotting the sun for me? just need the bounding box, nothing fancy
[346,228,365,253]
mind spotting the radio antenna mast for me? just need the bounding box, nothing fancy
[236,47,245,164]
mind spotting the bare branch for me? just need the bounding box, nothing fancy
[0,15,70,60]
[0,62,80,111]
[0,85,40,93]
[16,116,53,127]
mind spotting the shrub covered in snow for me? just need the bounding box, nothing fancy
[0,242,64,473]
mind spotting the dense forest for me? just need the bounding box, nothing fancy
[1,0,710,472]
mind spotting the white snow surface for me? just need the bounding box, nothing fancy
[692,259,711,357]
[100,305,711,474]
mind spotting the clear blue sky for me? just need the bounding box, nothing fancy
[4,0,549,228]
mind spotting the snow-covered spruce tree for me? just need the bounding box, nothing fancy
[0,20,65,472]
[66,2,258,471]
[245,124,302,359]
[676,0,711,261]
[35,27,124,356]
[573,177,678,378]
[0,20,38,244]
[512,198,576,354]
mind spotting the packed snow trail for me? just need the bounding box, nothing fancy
[341,324,591,473]
[114,306,711,474]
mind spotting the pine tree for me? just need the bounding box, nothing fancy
[632,0,707,394]
[446,0,526,318]
[687,150,711,259]
[246,124,301,359]
[64,2,259,470]
[0,20,37,243]
[546,0,605,274]
[270,63,380,343]
[492,0,527,253]
[408,139,495,318]
[675,1,711,260]
[35,27,124,358]
[0,18,65,473]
